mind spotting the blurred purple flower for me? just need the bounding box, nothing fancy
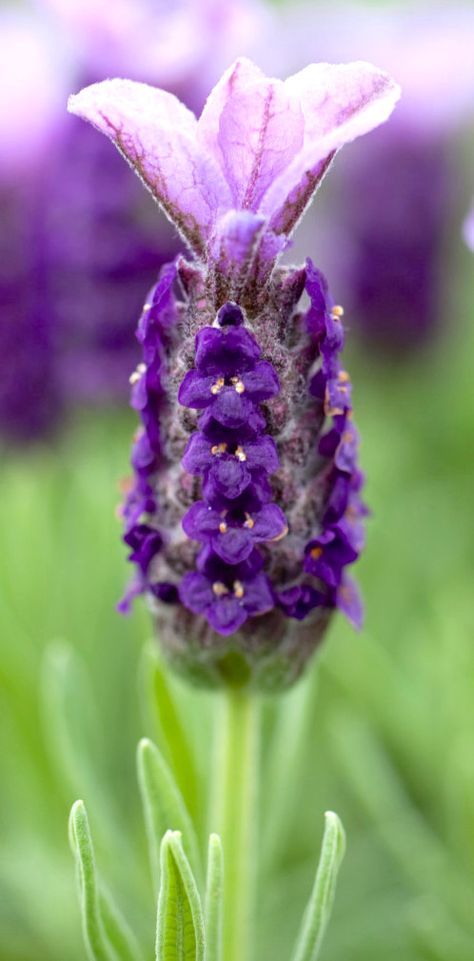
[0,0,267,442]
[269,5,474,356]
[70,57,399,687]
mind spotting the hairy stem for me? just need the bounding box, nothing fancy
[211,688,260,961]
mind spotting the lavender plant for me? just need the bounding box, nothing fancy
[67,57,399,961]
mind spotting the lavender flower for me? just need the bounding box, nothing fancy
[69,58,399,688]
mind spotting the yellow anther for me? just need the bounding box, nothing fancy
[129,362,146,385]
[233,580,244,599]
[270,525,289,542]
[338,370,350,383]
[211,442,228,455]
[324,388,343,416]
[243,513,255,529]
[118,475,133,495]
[230,376,245,394]
[339,583,353,603]
[235,446,247,462]
[219,521,228,534]
[212,582,229,596]
[331,305,344,319]
[326,406,344,417]
[310,546,323,559]
[210,377,225,395]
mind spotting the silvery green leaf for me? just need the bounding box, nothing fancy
[69,800,143,961]
[140,644,199,823]
[156,831,205,961]
[291,811,346,961]
[137,738,201,890]
[204,834,224,961]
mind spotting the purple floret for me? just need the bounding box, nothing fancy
[194,325,260,373]
[182,500,287,565]
[123,524,163,575]
[179,549,274,635]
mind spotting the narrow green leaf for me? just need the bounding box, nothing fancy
[137,738,201,890]
[141,644,200,823]
[156,831,205,961]
[291,812,346,961]
[68,800,116,961]
[204,835,224,961]
[69,801,143,961]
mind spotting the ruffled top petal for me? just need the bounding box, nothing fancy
[68,57,400,269]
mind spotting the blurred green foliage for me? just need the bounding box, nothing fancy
[1,237,474,961]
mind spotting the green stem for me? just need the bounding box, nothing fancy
[211,688,260,961]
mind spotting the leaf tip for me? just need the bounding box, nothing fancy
[323,810,346,861]
[138,736,153,755]
[68,799,87,851]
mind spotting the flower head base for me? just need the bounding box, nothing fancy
[69,58,399,689]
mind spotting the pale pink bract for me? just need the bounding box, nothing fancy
[68,57,400,268]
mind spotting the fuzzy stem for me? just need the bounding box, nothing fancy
[211,688,260,961]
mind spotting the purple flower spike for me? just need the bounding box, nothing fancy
[70,56,399,689]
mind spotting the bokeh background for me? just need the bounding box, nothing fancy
[1,1,474,959]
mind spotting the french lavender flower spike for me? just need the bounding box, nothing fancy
[68,59,400,691]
